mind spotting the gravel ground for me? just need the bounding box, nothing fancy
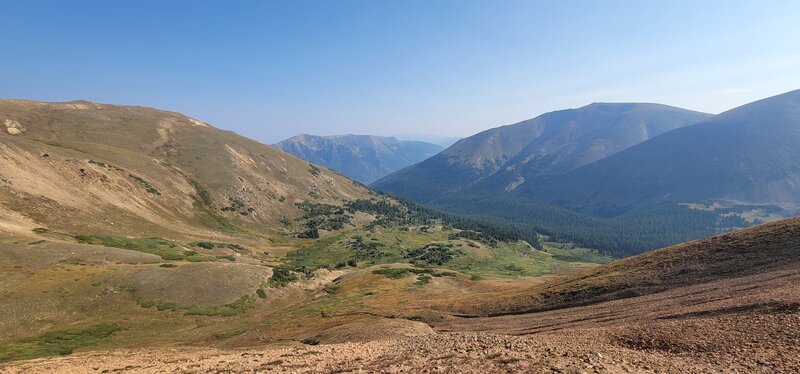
[4,310,798,374]
[0,332,719,373]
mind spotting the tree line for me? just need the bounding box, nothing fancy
[428,195,758,257]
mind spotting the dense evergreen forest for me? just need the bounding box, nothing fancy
[426,195,766,257]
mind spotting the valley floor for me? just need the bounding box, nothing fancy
[5,265,798,373]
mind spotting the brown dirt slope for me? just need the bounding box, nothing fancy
[429,217,800,372]
[0,99,369,240]
[448,216,800,316]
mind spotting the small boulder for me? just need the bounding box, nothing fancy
[4,119,26,135]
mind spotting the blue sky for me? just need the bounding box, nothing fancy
[2,1,800,143]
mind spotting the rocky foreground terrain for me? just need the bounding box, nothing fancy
[6,317,797,373]
[0,333,727,373]
[4,219,800,373]
[6,264,799,373]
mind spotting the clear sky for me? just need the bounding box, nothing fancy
[2,1,800,143]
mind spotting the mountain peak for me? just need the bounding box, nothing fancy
[524,89,800,214]
[374,102,710,202]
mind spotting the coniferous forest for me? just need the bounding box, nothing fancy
[426,195,763,257]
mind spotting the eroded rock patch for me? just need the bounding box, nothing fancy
[4,119,26,135]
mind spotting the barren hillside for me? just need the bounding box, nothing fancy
[0,99,369,241]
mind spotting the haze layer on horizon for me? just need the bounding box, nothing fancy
[2,0,799,143]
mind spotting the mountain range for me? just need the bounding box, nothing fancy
[373,90,800,254]
[372,103,711,202]
[524,89,800,215]
[275,134,443,184]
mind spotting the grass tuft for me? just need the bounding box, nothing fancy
[0,323,121,363]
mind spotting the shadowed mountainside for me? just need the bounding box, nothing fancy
[524,89,800,215]
[373,103,710,202]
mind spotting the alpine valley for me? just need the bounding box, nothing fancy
[1,95,798,373]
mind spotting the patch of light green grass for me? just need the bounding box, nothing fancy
[0,323,121,363]
[73,235,220,262]
[445,241,603,278]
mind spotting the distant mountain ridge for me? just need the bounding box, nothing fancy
[524,89,800,215]
[373,102,711,201]
[275,134,443,184]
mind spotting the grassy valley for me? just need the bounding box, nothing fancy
[0,196,609,363]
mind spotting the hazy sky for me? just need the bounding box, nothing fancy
[2,1,800,143]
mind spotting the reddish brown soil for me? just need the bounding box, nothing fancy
[435,266,800,373]
[6,266,797,373]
